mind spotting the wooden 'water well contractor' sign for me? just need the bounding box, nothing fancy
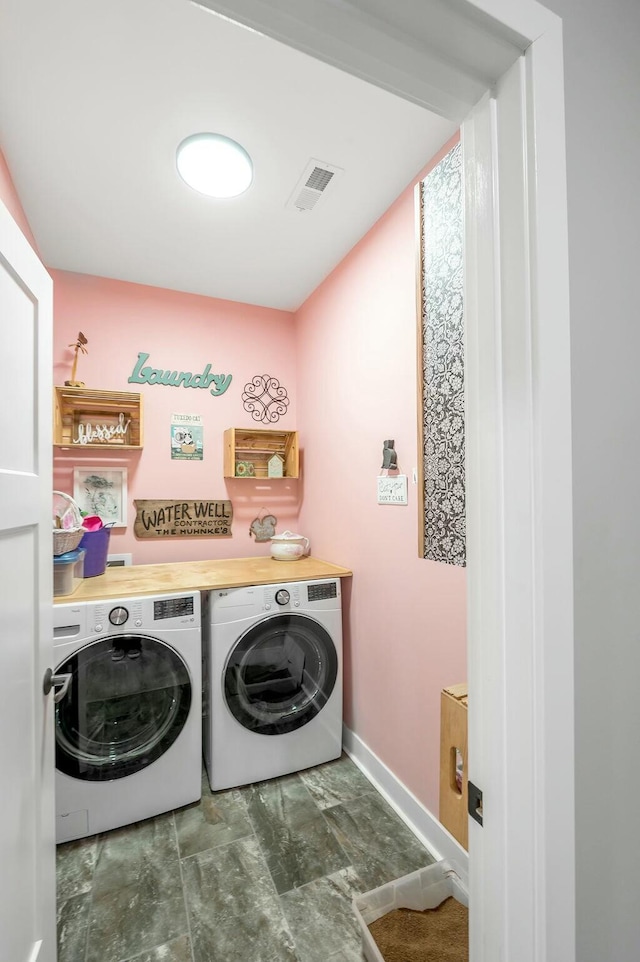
[134,500,233,538]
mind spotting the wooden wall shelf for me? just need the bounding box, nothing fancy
[54,386,144,450]
[224,428,299,479]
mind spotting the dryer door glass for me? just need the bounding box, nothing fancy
[224,614,338,735]
[55,635,192,781]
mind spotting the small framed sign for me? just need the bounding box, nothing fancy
[377,475,408,505]
[171,413,203,460]
[74,467,128,527]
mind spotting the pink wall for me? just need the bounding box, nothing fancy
[11,121,464,816]
[295,134,466,815]
[52,271,299,564]
[0,149,40,253]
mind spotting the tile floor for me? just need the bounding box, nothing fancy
[56,754,435,962]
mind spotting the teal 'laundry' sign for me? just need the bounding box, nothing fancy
[128,352,232,396]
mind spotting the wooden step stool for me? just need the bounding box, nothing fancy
[439,683,468,850]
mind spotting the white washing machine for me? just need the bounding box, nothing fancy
[204,578,343,791]
[53,591,202,843]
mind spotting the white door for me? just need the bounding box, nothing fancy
[0,200,56,962]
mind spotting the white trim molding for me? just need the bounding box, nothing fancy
[193,0,525,121]
[342,725,468,872]
[463,26,574,962]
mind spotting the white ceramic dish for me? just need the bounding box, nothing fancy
[270,530,310,561]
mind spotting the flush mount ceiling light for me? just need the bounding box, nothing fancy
[176,133,253,198]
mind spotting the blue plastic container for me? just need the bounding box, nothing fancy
[53,548,86,596]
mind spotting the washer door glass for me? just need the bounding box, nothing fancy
[224,614,338,735]
[55,635,192,781]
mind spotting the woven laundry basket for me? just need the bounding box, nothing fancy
[53,490,85,556]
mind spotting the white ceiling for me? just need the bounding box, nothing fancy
[0,0,456,311]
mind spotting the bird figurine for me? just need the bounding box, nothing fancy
[381,439,398,470]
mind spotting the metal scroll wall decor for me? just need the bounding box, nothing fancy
[242,375,290,423]
[418,141,466,566]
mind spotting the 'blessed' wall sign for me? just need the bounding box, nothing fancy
[128,352,232,396]
[74,412,130,445]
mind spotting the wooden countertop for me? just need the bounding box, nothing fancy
[54,555,352,604]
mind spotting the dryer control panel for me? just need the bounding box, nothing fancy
[210,579,341,622]
[263,583,300,610]
[307,581,337,602]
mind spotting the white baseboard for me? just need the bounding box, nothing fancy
[342,724,469,872]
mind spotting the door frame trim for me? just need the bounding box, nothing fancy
[194,3,574,959]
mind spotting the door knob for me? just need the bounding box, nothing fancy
[42,668,72,703]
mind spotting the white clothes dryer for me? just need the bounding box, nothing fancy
[53,591,202,843]
[204,578,343,792]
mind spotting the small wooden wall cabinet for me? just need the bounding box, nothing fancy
[223,428,299,479]
[439,683,468,850]
[54,387,144,449]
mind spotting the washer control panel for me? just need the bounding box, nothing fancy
[86,593,200,633]
[154,595,194,621]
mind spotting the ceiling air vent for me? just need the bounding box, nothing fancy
[287,159,343,213]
